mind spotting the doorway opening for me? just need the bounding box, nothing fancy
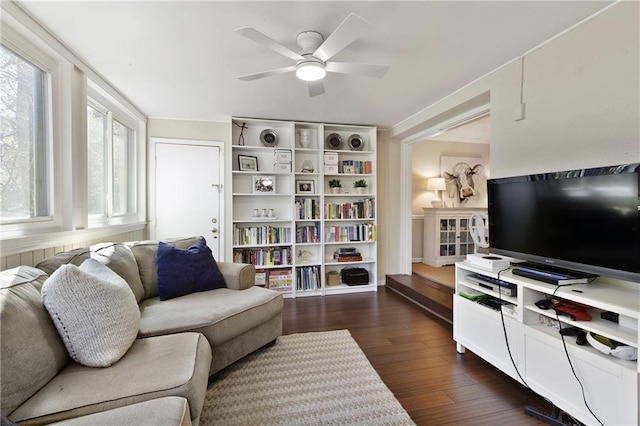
[398,95,490,276]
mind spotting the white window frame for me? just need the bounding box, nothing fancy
[87,83,139,228]
[0,24,60,237]
[0,3,146,257]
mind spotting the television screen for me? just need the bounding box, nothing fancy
[487,163,640,283]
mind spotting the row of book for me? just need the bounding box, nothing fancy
[325,223,376,242]
[295,198,321,220]
[324,198,375,219]
[296,223,321,243]
[296,265,321,291]
[233,247,292,266]
[233,225,291,246]
[338,160,372,174]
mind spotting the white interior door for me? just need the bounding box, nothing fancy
[154,142,223,259]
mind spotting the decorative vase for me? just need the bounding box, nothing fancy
[298,129,311,148]
[330,187,341,194]
[355,187,365,194]
[301,160,314,173]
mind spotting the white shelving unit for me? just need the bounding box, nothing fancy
[454,261,639,425]
[231,118,377,298]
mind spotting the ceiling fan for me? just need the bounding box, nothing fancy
[235,13,389,97]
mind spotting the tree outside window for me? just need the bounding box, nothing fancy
[87,97,136,222]
[0,45,49,221]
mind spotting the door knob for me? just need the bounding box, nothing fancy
[211,228,218,233]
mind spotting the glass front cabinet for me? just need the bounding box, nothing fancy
[423,208,486,266]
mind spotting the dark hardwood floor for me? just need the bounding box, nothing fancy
[283,286,549,425]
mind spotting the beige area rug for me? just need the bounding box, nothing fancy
[200,330,415,425]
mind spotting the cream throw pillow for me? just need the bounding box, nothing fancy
[41,259,141,367]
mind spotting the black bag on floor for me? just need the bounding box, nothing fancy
[341,267,369,286]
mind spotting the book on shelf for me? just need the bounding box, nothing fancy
[295,198,320,220]
[338,160,372,174]
[296,222,321,243]
[337,247,358,253]
[334,255,363,262]
[268,269,293,292]
[325,223,376,242]
[255,269,267,286]
[233,247,291,266]
[233,224,291,246]
[324,199,375,220]
[296,265,321,291]
[333,249,362,262]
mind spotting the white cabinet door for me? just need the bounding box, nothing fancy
[154,141,224,259]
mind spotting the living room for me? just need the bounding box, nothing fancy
[1,1,638,425]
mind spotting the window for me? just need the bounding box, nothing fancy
[0,44,50,223]
[87,95,136,225]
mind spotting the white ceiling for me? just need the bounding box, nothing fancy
[17,1,612,129]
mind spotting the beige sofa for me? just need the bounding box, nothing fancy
[0,236,283,425]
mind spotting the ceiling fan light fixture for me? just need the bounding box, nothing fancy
[296,62,326,81]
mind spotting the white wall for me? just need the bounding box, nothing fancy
[385,1,639,274]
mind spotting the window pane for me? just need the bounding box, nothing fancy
[87,104,107,216]
[0,45,49,220]
[112,119,134,215]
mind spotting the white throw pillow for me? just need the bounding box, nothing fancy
[41,259,141,367]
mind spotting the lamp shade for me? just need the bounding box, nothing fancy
[427,177,446,191]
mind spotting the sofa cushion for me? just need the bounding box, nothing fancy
[36,248,90,274]
[41,259,140,367]
[128,236,203,300]
[37,244,145,303]
[138,286,283,345]
[156,239,226,301]
[8,333,211,425]
[46,396,192,426]
[88,243,145,302]
[0,266,70,416]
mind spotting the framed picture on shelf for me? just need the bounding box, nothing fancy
[238,155,258,171]
[343,165,355,174]
[296,180,314,194]
[253,175,276,193]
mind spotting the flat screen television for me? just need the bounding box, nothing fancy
[487,163,640,283]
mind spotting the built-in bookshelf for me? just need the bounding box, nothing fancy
[231,117,377,298]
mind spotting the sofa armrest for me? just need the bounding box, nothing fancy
[217,262,255,290]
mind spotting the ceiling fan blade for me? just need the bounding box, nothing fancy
[235,26,304,61]
[308,81,325,97]
[325,62,389,78]
[313,13,371,62]
[238,65,297,81]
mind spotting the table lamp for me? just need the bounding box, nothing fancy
[427,177,446,208]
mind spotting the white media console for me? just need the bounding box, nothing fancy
[454,261,639,425]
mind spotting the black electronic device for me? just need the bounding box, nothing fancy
[512,263,592,285]
[487,163,640,283]
[535,298,553,310]
[476,296,510,311]
[467,273,517,296]
[559,327,588,345]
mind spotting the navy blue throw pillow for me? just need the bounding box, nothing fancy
[155,239,226,301]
